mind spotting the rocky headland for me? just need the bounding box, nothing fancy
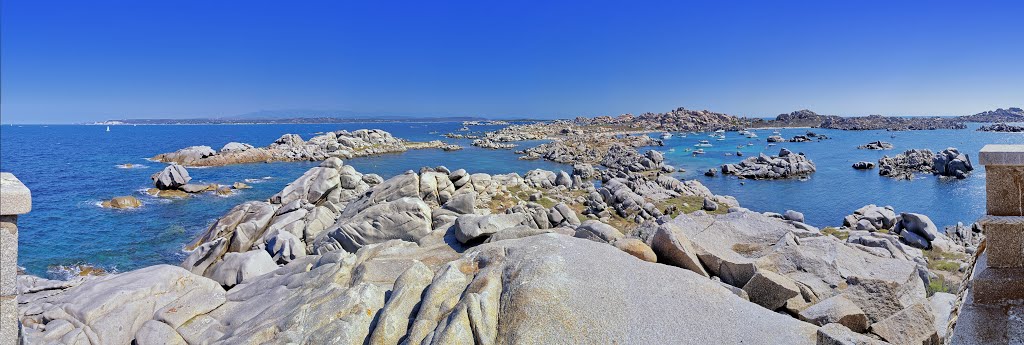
[153,129,448,167]
[750,110,967,131]
[957,107,1024,123]
[977,123,1024,132]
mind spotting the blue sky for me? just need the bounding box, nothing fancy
[2,1,1022,123]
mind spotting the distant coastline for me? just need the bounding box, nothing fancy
[89,117,548,125]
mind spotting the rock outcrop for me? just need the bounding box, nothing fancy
[719,149,816,179]
[878,147,973,179]
[857,141,893,150]
[154,129,448,166]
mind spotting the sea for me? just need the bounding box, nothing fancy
[1,122,1021,278]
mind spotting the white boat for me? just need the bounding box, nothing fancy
[772,130,781,135]
[716,137,725,141]
[746,132,758,138]
[659,132,672,139]
[106,126,110,132]
[714,129,725,134]
[694,140,713,147]
[693,149,706,155]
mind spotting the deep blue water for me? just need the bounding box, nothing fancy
[660,124,1024,231]
[1,122,1021,277]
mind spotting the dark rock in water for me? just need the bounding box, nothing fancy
[852,161,875,170]
[932,147,973,179]
[705,168,718,177]
[702,197,718,211]
[720,149,816,180]
[767,135,786,143]
[977,123,1024,132]
[857,141,893,150]
[736,151,744,156]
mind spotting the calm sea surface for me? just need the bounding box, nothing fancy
[1,122,1021,277]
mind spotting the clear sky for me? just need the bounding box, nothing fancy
[2,0,1022,123]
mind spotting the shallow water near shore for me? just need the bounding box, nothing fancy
[1,122,1022,277]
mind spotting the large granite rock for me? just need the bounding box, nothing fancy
[932,147,973,179]
[720,149,816,179]
[454,213,534,243]
[152,164,191,190]
[19,265,225,345]
[314,197,433,253]
[842,204,898,231]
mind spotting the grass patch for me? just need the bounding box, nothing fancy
[656,195,727,218]
[925,249,966,273]
[929,260,961,272]
[926,276,958,297]
[821,227,849,240]
[537,197,557,208]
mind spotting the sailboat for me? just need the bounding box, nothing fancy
[106,126,110,132]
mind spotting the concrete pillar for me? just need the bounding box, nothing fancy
[0,173,31,344]
[970,145,1024,303]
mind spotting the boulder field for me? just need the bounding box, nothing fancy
[19,147,962,344]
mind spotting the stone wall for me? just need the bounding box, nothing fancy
[0,172,31,344]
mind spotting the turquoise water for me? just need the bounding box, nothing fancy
[1,122,1021,277]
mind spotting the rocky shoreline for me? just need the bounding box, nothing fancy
[17,129,978,344]
[977,123,1024,132]
[153,129,449,167]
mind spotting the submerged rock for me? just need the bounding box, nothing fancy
[101,195,142,209]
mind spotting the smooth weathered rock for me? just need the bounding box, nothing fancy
[613,238,657,262]
[454,213,533,244]
[152,164,191,189]
[18,265,224,345]
[442,234,818,343]
[207,250,278,287]
[573,220,624,243]
[315,197,433,253]
[101,195,142,209]
[369,261,435,345]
